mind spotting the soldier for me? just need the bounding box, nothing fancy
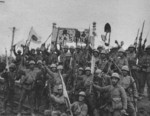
[35,47,43,62]
[97,50,108,72]
[93,73,127,116]
[93,49,99,63]
[34,60,46,111]
[138,45,150,100]
[1,63,17,114]
[44,84,67,116]
[73,45,82,66]
[97,45,104,53]
[28,49,36,61]
[45,64,62,94]
[70,46,75,55]
[127,45,139,91]
[17,60,37,116]
[63,52,72,73]
[83,67,96,116]
[71,91,88,116]
[119,65,138,116]
[74,67,85,100]
[115,48,128,69]
[13,45,22,67]
[59,45,69,63]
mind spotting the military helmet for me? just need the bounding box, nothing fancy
[57,65,63,70]
[128,44,135,48]
[85,67,91,71]
[122,65,129,72]
[97,45,103,49]
[79,67,84,71]
[50,64,57,68]
[29,60,35,65]
[58,84,63,90]
[9,63,16,68]
[101,50,106,54]
[118,48,125,53]
[79,91,86,97]
[70,46,75,49]
[65,52,71,57]
[93,49,99,53]
[37,60,42,64]
[146,45,150,50]
[63,45,69,49]
[111,73,120,80]
[95,69,102,74]
[17,50,21,53]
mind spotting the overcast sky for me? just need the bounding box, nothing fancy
[0,0,150,54]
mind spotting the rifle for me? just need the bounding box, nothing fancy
[137,21,145,58]
[134,29,139,51]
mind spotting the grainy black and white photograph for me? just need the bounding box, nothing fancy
[0,0,150,116]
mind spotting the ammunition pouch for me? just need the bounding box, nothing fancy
[112,97,122,110]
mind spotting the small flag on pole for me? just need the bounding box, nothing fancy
[58,71,73,116]
[29,27,41,44]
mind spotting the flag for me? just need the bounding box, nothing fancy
[29,27,41,44]
[58,71,73,116]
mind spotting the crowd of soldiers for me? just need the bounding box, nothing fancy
[0,42,150,116]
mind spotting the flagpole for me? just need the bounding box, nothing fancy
[10,27,16,59]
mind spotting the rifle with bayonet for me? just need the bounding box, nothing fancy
[137,21,145,58]
[134,29,139,52]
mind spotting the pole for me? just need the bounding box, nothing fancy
[90,22,96,93]
[10,27,16,59]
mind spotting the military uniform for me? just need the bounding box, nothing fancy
[82,67,96,116]
[71,91,88,116]
[18,61,38,116]
[94,84,127,116]
[1,65,16,114]
[138,51,150,99]
[93,73,127,116]
[119,75,137,116]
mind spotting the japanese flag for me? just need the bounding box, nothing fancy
[29,27,41,44]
